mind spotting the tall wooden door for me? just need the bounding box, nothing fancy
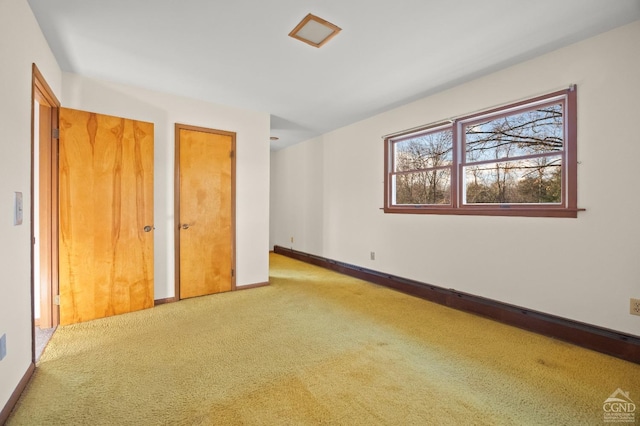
[175,124,235,299]
[35,99,58,328]
[37,101,54,328]
[59,108,154,325]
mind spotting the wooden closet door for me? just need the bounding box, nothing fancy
[176,124,235,299]
[59,108,154,325]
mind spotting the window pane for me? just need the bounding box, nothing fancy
[394,129,453,172]
[393,170,451,205]
[465,103,563,163]
[463,156,562,204]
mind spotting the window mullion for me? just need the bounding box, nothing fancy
[463,151,564,168]
[452,121,460,208]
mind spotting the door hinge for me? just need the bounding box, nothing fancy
[54,295,60,306]
[230,150,235,158]
[231,269,235,277]
[52,128,60,139]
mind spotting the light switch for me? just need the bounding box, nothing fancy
[14,192,23,225]
[0,333,6,361]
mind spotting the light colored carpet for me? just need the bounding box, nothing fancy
[35,326,55,362]
[8,253,640,425]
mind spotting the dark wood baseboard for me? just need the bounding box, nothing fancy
[236,281,270,291]
[154,297,177,306]
[273,245,640,364]
[0,362,35,424]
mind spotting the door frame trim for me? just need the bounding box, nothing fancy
[31,64,60,343]
[174,123,237,300]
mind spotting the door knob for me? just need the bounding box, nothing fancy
[181,224,190,230]
[143,225,154,232]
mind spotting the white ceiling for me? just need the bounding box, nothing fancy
[27,0,640,150]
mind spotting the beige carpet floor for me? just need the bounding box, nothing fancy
[8,253,640,425]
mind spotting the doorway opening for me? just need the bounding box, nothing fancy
[32,64,60,360]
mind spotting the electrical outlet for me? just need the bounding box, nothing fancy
[631,298,640,316]
[0,333,6,361]
[370,251,375,260]
[290,237,294,243]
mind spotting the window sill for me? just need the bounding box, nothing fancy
[383,206,584,218]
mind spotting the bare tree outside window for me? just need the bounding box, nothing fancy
[393,129,452,205]
[463,104,563,204]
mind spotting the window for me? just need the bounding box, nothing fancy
[384,88,579,217]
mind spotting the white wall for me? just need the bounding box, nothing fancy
[270,139,324,254]
[62,73,271,298]
[270,20,640,336]
[0,0,61,412]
